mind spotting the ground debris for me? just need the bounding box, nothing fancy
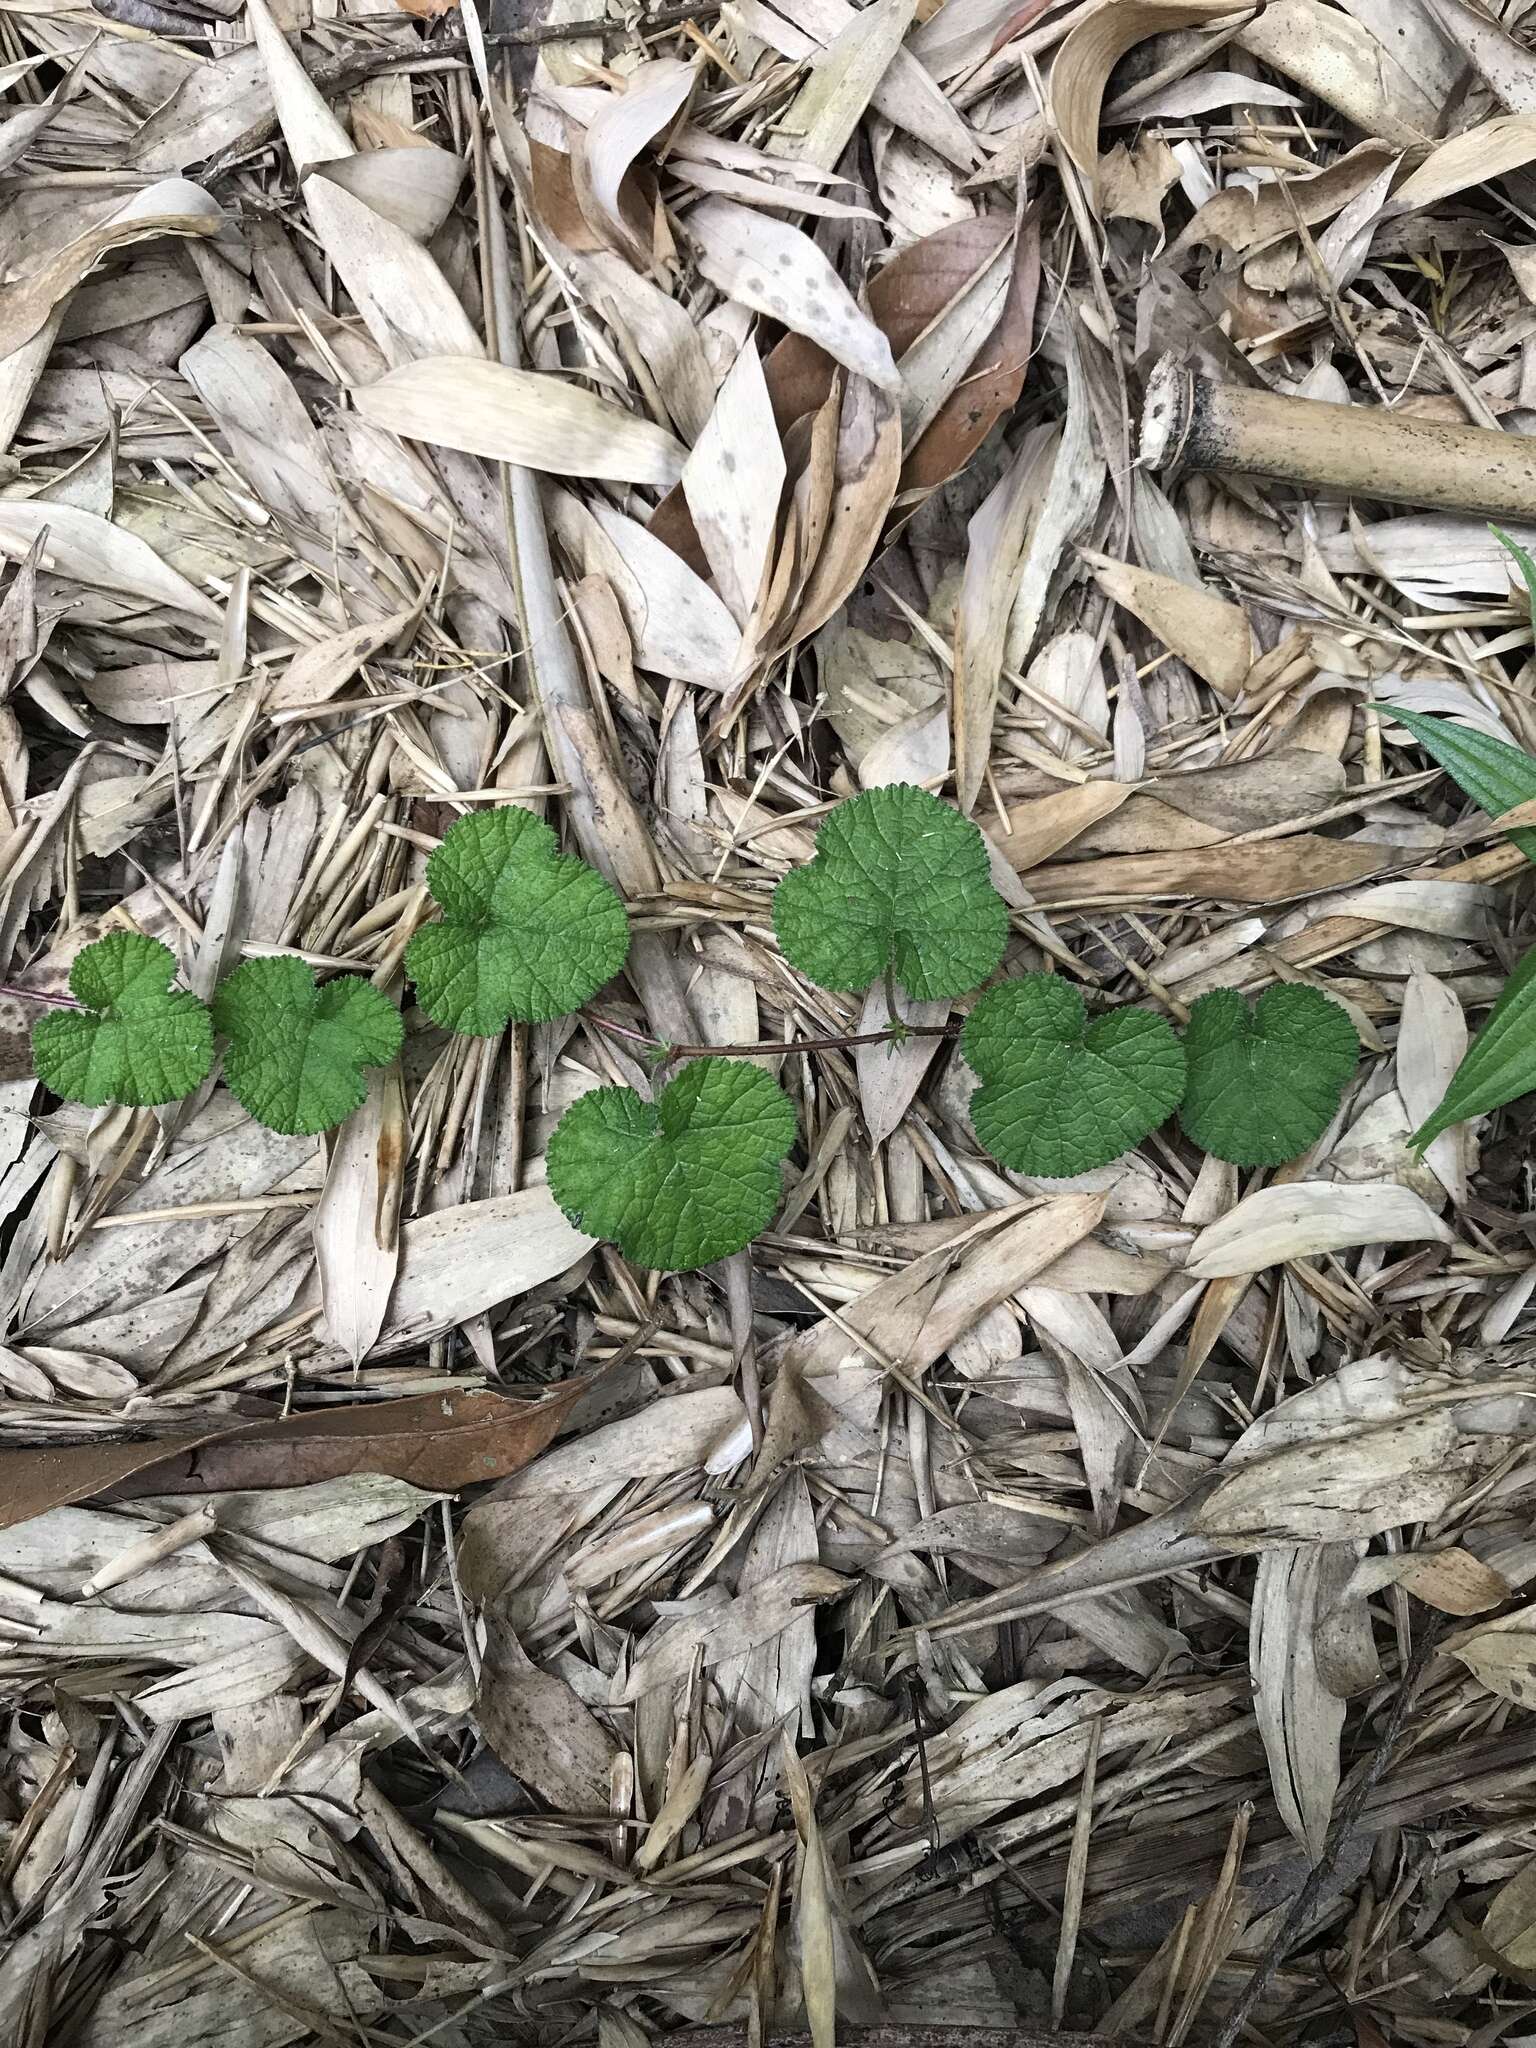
[4,1,1536,2043]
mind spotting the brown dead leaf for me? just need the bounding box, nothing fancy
[0,1383,583,1533]
[867,214,1041,495]
[1024,834,1393,906]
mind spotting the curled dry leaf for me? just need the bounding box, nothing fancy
[0,177,226,361]
[574,58,696,264]
[1187,1181,1455,1277]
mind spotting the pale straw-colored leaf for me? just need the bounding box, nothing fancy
[352,355,687,487]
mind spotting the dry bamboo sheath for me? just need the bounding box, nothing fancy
[1140,350,1536,521]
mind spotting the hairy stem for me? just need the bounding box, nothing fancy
[589,1012,960,1063]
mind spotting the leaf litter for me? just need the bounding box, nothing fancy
[9,0,1536,2042]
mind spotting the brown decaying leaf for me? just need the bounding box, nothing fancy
[0,1384,582,1532]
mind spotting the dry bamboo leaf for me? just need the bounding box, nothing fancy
[1187,1181,1454,1278]
[179,323,349,530]
[314,147,466,242]
[1396,968,1467,1207]
[997,780,1133,870]
[1386,113,1536,216]
[554,490,743,684]
[264,603,422,714]
[245,0,353,173]
[1484,1857,1536,1976]
[460,1387,747,1599]
[477,1616,619,1811]
[1177,139,1401,256]
[770,0,916,171]
[1006,341,1104,671]
[1252,1542,1349,1863]
[1099,135,1182,227]
[369,1188,595,1353]
[1344,1546,1511,1616]
[1023,834,1392,906]
[576,59,696,263]
[855,982,948,1149]
[1450,1607,1536,1709]
[791,372,901,642]
[954,425,1058,810]
[1423,0,1536,113]
[782,1736,880,2038]
[682,334,784,625]
[686,197,900,391]
[868,215,1042,496]
[775,1193,1106,1376]
[302,173,481,363]
[1193,1411,1476,1543]
[1083,549,1252,696]
[1050,1,1254,188]
[313,1064,405,1365]
[0,500,220,624]
[1235,0,1438,144]
[619,1562,850,1699]
[352,355,687,487]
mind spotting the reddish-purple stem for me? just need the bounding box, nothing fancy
[0,983,82,1010]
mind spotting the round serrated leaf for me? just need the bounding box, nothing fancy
[1180,984,1358,1167]
[405,807,630,1034]
[212,955,403,1136]
[773,784,1008,1001]
[546,1056,797,1271]
[963,974,1186,1178]
[33,932,213,1109]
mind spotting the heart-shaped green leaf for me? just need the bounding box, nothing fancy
[406,807,630,1035]
[33,933,213,1109]
[963,975,1185,1177]
[773,784,1008,1001]
[1180,984,1358,1167]
[213,955,403,1136]
[546,1056,797,1271]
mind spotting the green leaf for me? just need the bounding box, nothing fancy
[962,975,1185,1177]
[33,933,213,1109]
[1411,942,1536,1151]
[546,1056,797,1271]
[1386,703,1536,863]
[773,784,1008,1001]
[1180,985,1358,1167]
[1494,523,1536,614]
[405,807,630,1035]
[212,955,402,1136]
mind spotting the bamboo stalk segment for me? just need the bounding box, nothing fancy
[1139,351,1536,522]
